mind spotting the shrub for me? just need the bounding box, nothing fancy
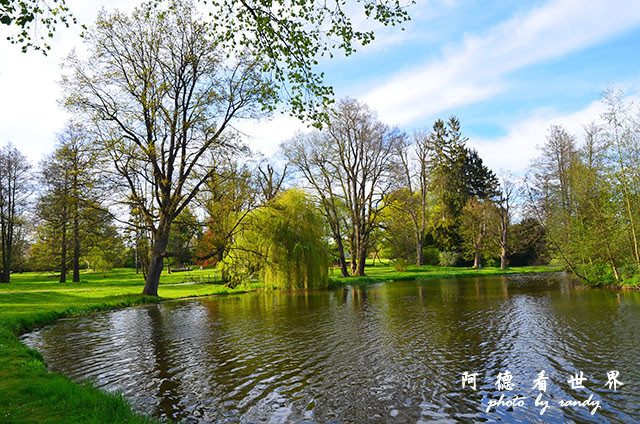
[422,247,440,266]
[392,258,409,271]
[439,251,461,267]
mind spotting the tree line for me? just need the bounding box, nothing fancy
[2,1,637,290]
[525,88,640,286]
[0,93,551,289]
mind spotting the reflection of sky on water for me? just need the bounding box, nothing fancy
[23,274,640,423]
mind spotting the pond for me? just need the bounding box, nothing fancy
[22,274,640,423]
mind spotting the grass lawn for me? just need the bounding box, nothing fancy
[329,262,559,285]
[0,264,558,423]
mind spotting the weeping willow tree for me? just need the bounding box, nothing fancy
[223,189,330,290]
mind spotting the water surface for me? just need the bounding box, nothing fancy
[22,274,640,423]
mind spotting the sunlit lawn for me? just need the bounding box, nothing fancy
[330,262,559,285]
[0,268,258,332]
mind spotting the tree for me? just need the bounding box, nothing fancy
[166,208,200,268]
[376,192,418,261]
[460,197,494,268]
[458,148,498,268]
[194,157,258,271]
[257,161,288,202]
[525,116,637,284]
[36,123,102,282]
[62,1,275,296]
[494,174,516,270]
[5,0,410,123]
[508,217,548,266]
[282,130,351,277]
[325,98,401,275]
[423,117,497,256]
[600,87,640,267]
[389,130,431,265]
[0,143,31,283]
[83,209,126,273]
[526,125,581,277]
[284,98,400,276]
[424,117,467,251]
[223,189,329,289]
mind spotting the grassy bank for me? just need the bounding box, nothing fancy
[1,265,555,423]
[328,263,560,286]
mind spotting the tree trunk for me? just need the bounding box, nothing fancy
[0,220,10,283]
[335,235,349,278]
[356,242,367,276]
[144,248,165,296]
[415,232,424,266]
[1,203,14,283]
[142,222,171,296]
[500,246,507,270]
[72,214,80,282]
[135,243,139,274]
[349,233,357,275]
[500,222,508,270]
[473,229,482,269]
[60,221,67,283]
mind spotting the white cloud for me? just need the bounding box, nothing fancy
[0,0,139,165]
[470,100,609,174]
[362,0,640,126]
[233,113,305,157]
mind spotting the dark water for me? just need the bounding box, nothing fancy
[21,274,640,423]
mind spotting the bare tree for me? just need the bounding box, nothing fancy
[328,99,401,275]
[257,161,288,202]
[285,98,399,276]
[390,130,430,265]
[283,131,350,277]
[0,143,31,283]
[62,2,275,296]
[495,173,516,270]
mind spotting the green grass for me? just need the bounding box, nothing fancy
[328,263,560,286]
[0,265,557,423]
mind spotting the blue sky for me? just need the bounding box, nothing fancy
[1,0,640,173]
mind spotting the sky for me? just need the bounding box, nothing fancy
[2,0,640,174]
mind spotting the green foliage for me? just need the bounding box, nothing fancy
[0,143,32,283]
[508,217,548,266]
[439,251,461,267]
[83,210,127,273]
[422,247,440,266]
[377,193,416,261]
[392,258,409,271]
[202,0,412,123]
[525,89,640,286]
[166,208,200,267]
[424,117,497,251]
[282,98,400,276]
[195,160,257,268]
[1,0,78,53]
[224,189,330,289]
